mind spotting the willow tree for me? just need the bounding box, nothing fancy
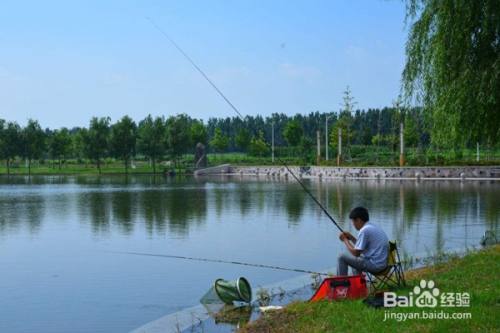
[403,0,499,148]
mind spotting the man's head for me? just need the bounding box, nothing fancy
[349,206,369,230]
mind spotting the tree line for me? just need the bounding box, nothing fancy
[0,100,437,175]
[0,84,496,174]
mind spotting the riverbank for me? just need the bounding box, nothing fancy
[0,164,157,175]
[239,245,500,333]
[2,163,500,179]
[223,165,500,180]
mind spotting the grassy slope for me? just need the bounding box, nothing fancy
[240,245,500,333]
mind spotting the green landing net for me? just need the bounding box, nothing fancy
[200,277,252,305]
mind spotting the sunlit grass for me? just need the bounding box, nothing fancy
[239,245,500,333]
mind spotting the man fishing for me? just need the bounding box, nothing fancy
[148,19,391,280]
[337,206,388,276]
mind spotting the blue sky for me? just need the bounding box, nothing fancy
[0,0,408,128]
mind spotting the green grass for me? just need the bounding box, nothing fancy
[1,145,499,176]
[208,146,500,167]
[239,245,500,333]
[0,161,163,175]
[207,153,301,166]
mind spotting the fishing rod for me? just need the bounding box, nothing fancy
[110,251,330,276]
[147,17,345,233]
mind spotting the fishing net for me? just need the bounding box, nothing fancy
[200,278,252,305]
[200,283,252,327]
[200,285,226,316]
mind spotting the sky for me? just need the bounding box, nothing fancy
[0,0,408,129]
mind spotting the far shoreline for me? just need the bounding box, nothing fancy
[1,164,500,180]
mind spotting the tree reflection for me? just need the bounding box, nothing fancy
[85,192,111,235]
[0,195,45,234]
[0,175,498,256]
[162,187,206,236]
[284,184,305,225]
[482,181,500,230]
[111,190,136,234]
[236,184,252,215]
[138,187,209,237]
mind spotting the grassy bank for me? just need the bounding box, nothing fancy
[1,145,500,176]
[240,245,500,333]
[2,156,500,176]
[0,165,166,175]
[0,160,180,176]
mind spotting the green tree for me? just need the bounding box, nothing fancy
[166,114,192,166]
[72,128,87,164]
[83,117,110,174]
[404,115,419,148]
[22,119,46,175]
[298,136,314,163]
[50,128,72,169]
[0,121,22,174]
[339,86,357,158]
[110,116,137,173]
[190,120,208,145]
[137,115,166,174]
[283,120,303,146]
[248,131,269,157]
[329,88,357,160]
[329,116,353,155]
[210,127,229,155]
[403,0,500,147]
[235,128,251,152]
[371,134,397,147]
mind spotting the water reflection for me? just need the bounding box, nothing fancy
[1,175,499,333]
[77,186,208,237]
[0,195,45,234]
[111,190,136,234]
[85,191,111,234]
[284,185,305,226]
[0,176,498,247]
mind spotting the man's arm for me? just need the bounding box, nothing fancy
[339,233,362,257]
[343,239,362,257]
[342,231,357,243]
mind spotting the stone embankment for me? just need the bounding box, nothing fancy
[216,166,500,180]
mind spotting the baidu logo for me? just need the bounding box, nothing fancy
[414,279,440,307]
[384,279,469,308]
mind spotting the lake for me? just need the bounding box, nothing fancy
[0,175,498,332]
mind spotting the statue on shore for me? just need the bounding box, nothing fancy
[195,142,207,168]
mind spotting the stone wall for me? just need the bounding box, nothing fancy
[228,166,500,180]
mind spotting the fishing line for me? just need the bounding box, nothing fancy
[146,17,345,233]
[146,17,243,119]
[110,251,330,276]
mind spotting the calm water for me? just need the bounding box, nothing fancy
[0,175,498,333]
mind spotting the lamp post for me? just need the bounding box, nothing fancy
[316,130,321,165]
[325,115,331,161]
[399,121,405,167]
[337,127,342,166]
[271,121,275,163]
